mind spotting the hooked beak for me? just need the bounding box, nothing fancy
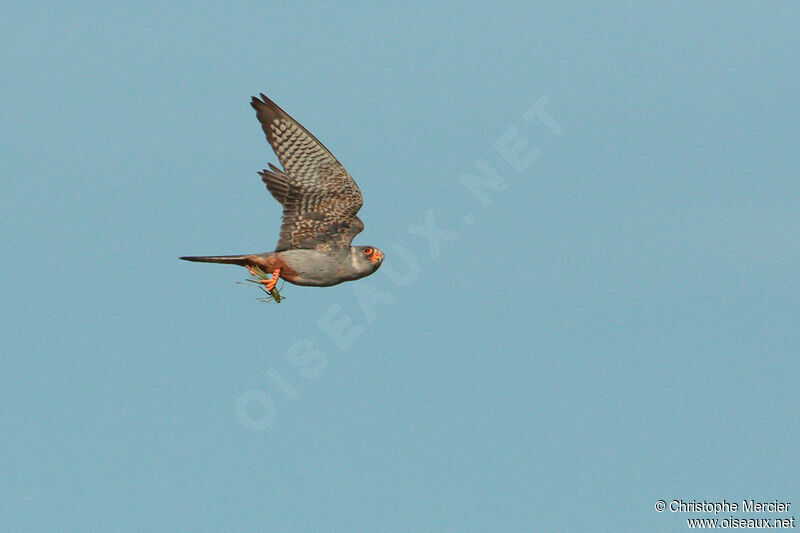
[370,250,384,264]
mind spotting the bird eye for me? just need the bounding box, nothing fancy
[363,247,373,255]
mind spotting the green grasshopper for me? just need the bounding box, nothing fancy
[239,265,285,304]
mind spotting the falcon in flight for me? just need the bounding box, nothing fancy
[181,94,384,294]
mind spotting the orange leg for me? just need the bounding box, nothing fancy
[261,268,281,292]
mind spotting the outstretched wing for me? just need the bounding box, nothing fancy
[251,94,364,253]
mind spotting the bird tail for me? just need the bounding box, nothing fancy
[180,254,251,266]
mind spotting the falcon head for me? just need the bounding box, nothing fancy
[351,246,384,274]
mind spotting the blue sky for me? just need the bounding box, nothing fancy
[2,2,798,531]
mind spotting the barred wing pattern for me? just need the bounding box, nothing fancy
[251,94,364,253]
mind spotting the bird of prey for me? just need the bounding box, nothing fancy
[181,94,384,296]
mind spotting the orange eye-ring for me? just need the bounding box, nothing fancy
[363,247,373,255]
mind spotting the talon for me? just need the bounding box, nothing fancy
[261,268,281,292]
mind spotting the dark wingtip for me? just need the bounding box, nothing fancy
[252,92,280,109]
